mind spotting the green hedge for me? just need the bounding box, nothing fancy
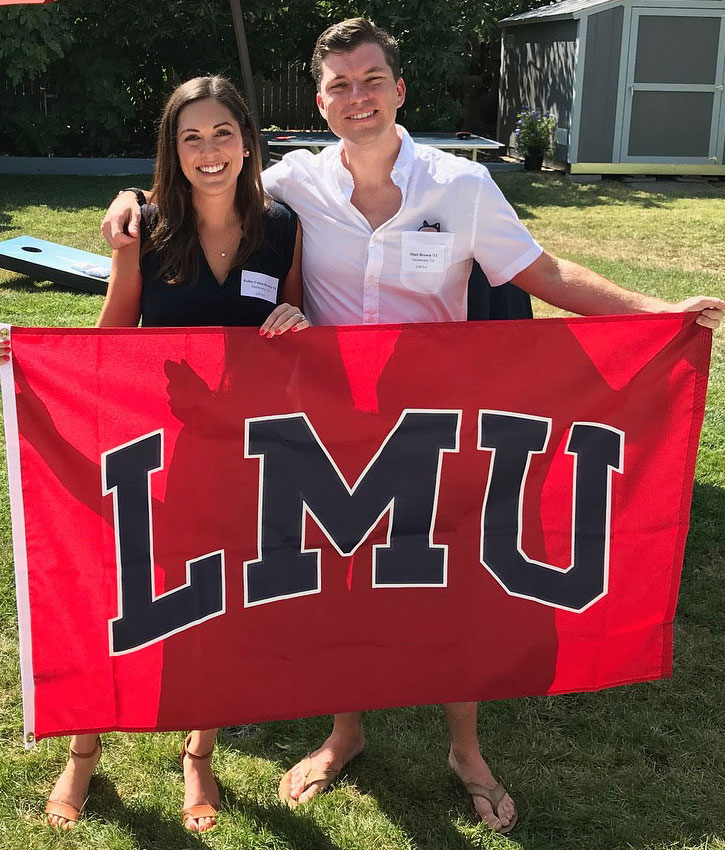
[0,0,539,157]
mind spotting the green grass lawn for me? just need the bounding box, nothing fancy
[0,173,724,850]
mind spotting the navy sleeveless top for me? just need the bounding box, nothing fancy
[139,200,297,327]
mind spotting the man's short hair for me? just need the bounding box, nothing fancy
[311,18,401,89]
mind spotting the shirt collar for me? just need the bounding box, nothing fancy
[390,125,415,186]
[330,124,415,199]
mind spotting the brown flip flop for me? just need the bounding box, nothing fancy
[464,781,518,835]
[278,755,339,809]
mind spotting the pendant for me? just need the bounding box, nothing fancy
[221,252,226,258]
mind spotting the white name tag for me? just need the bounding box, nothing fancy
[240,270,279,303]
[401,231,451,273]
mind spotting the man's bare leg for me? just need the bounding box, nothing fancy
[287,712,366,804]
[445,702,517,831]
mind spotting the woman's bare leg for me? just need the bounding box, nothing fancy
[182,729,220,833]
[46,733,101,829]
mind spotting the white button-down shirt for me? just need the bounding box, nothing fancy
[263,126,542,326]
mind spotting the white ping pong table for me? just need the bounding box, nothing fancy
[264,131,502,162]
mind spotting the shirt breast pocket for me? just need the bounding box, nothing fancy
[400,231,455,293]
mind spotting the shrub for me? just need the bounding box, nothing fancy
[513,107,556,156]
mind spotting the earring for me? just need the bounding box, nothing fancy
[243,149,250,157]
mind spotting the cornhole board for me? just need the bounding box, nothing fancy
[0,236,110,295]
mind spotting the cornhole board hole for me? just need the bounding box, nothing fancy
[0,236,110,295]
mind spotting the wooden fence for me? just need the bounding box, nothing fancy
[255,63,325,130]
[1,63,325,157]
[6,65,323,130]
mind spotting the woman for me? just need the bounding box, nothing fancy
[37,75,308,834]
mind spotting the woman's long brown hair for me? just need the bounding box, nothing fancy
[145,76,267,285]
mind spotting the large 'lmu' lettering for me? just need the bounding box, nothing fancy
[244,410,461,605]
[103,409,624,653]
[479,411,624,612]
[103,431,225,655]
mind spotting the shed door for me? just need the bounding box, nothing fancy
[621,8,725,163]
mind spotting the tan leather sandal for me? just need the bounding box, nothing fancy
[180,734,219,833]
[45,736,102,828]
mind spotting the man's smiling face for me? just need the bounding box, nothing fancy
[316,42,406,145]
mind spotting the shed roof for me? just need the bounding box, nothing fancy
[500,0,617,25]
[500,0,724,25]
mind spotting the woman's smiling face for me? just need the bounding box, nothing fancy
[176,98,247,196]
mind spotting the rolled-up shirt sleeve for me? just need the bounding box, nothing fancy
[261,159,290,204]
[471,169,543,287]
[262,151,318,207]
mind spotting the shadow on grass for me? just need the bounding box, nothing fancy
[0,272,105,301]
[90,774,209,849]
[218,782,342,850]
[684,480,725,558]
[0,174,152,214]
[494,172,725,220]
[678,480,725,631]
[348,745,499,850]
[0,273,54,293]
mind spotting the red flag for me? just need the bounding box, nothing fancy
[0,315,710,744]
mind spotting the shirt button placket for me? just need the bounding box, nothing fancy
[363,233,382,324]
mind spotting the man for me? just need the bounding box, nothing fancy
[102,19,724,833]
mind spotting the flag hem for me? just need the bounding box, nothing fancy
[0,325,36,748]
[28,667,672,742]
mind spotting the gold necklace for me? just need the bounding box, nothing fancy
[198,223,241,259]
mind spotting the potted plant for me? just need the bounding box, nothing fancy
[513,108,556,171]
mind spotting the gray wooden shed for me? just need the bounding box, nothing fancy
[499,0,725,175]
